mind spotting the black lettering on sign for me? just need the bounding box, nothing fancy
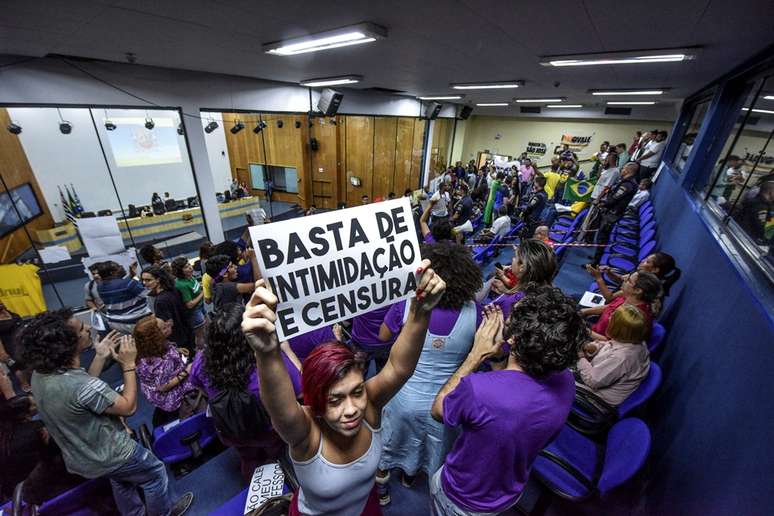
[309,226,330,256]
[277,307,299,337]
[349,218,370,247]
[258,238,284,269]
[287,233,311,264]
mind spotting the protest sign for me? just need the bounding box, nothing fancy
[248,197,422,340]
[243,462,285,514]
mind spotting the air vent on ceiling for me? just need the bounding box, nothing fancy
[520,106,541,114]
[604,107,632,116]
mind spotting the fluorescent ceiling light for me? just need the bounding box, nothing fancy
[263,23,386,55]
[452,82,520,90]
[764,95,774,100]
[606,101,657,105]
[547,104,582,108]
[541,48,697,67]
[476,103,509,107]
[418,95,463,100]
[742,107,774,115]
[591,90,664,95]
[515,98,563,103]
[300,75,362,87]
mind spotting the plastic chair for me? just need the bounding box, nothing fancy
[143,412,218,465]
[6,477,112,516]
[602,240,658,271]
[532,418,651,501]
[647,323,666,354]
[618,363,662,418]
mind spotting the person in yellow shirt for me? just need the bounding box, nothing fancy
[0,263,45,317]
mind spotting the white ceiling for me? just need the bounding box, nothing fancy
[1,0,773,118]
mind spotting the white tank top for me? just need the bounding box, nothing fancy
[292,420,382,516]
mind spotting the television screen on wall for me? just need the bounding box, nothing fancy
[0,183,44,239]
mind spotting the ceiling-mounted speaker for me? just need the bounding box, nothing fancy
[458,105,474,120]
[424,102,442,120]
[317,88,343,116]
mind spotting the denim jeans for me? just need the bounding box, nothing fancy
[429,467,501,516]
[108,444,171,516]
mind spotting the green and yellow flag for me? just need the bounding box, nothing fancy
[563,178,596,202]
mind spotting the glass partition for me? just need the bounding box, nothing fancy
[0,106,208,310]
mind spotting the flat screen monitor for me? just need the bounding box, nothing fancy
[0,183,44,239]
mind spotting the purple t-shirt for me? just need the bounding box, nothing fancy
[384,300,483,336]
[289,326,336,363]
[492,291,526,320]
[423,233,436,244]
[351,305,394,348]
[190,351,302,400]
[441,369,575,512]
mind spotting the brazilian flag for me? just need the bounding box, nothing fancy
[563,178,596,202]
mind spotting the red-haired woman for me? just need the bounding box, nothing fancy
[242,260,445,516]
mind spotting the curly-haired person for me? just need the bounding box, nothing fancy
[20,309,193,516]
[376,242,483,503]
[430,284,588,515]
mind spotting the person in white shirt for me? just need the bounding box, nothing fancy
[476,206,511,244]
[627,178,652,211]
[637,131,668,179]
[591,152,621,201]
[430,183,450,222]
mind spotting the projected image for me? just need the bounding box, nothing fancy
[104,116,183,167]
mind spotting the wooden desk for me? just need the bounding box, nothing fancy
[33,197,262,252]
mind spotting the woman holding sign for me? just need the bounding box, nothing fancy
[242,260,445,516]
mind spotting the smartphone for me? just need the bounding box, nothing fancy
[591,294,604,304]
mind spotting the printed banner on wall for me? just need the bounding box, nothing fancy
[560,134,594,150]
[249,197,422,340]
[526,142,547,159]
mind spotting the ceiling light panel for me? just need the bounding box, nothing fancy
[547,105,582,108]
[742,107,774,115]
[300,75,363,87]
[264,23,386,56]
[476,103,509,107]
[606,101,657,105]
[515,98,563,103]
[452,82,520,90]
[541,48,698,67]
[591,90,664,95]
[418,95,463,100]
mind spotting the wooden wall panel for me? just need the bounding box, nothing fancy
[0,108,55,262]
[410,119,427,190]
[310,116,339,209]
[345,116,374,207]
[393,117,415,195]
[430,118,454,175]
[222,112,310,207]
[372,117,397,200]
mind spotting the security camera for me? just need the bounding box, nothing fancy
[553,81,561,88]
[7,122,22,135]
[59,121,72,134]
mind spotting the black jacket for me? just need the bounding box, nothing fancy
[601,177,638,216]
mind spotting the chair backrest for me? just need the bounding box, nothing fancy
[639,228,657,244]
[647,323,666,353]
[598,418,651,494]
[152,412,217,464]
[637,240,658,261]
[617,362,662,418]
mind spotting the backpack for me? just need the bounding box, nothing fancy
[208,388,271,440]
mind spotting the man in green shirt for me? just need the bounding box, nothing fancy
[616,143,631,169]
[21,309,193,515]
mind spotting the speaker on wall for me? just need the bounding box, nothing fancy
[424,102,442,120]
[317,88,343,116]
[458,105,474,120]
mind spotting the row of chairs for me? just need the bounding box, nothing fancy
[532,199,666,502]
[549,207,589,260]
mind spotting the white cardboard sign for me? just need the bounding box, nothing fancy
[248,197,422,340]
[243,462,284,514]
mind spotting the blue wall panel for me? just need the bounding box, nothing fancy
[644,169,774,515]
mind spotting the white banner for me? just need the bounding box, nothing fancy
[248,198,422,340]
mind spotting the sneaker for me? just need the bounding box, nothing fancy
[170,492,194,516]
[400,472,416,488]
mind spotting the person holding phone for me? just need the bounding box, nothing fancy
[241,261,446,516]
